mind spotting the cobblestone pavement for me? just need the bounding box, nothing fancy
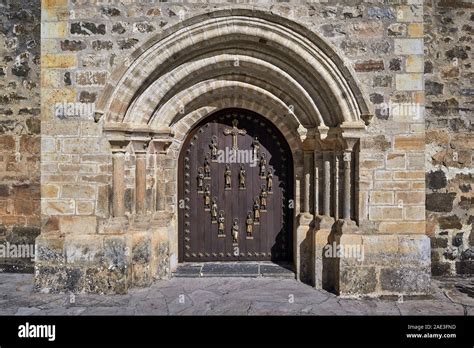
[0,274,472,315]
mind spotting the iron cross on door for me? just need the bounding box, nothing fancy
[223,119,247,150]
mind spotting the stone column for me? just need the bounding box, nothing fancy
[108,139,130,220]
[156,175,165,211]
[303,152,312,214]
[112,151,126,218]
[135,153,146,214]
[323,151,331,217]
[151,139,172,212]
[132,139,150,216]
[334,152,340,221]
[343,150,352,220]
[314,151,319,215]
[337,136,359,234]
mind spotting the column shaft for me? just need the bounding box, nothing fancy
[135,153,147,215]
[323,152,331,216]
[343,151,352,220]
[334,153,340,220]
[156,175,165,211]
[303,152,312,214]
[112,152,126,218]
[314,155,319,215]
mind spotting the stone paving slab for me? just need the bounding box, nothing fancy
[0,274,472,316]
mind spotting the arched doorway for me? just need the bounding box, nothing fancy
[82,8,376,293]
[178,109,294,262]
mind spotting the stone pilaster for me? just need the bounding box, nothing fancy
[108,140,130,219]
[313,150,320,216]
[303,152,312,214]
[323,151,331,217]
[342,150,352,221]
[334,151,340,221]
[151,139,172,212]
[132,139,150,217]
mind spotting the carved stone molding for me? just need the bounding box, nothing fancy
[151,138,173,155]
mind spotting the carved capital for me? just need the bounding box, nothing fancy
[131,138,150,154]
[297,124,308,142]
[361,113,374,126]
[342,138,359,152]
[151,139,172,154]
[340,121,366,139]
[318,138,336,152]
[317,125,330,141]
[108,139,130,154]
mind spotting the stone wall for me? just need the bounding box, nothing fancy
[425,0,473,276]
[0,0,41,272]
[35,0,432,295]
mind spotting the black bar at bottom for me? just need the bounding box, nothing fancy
[0,316,471,346]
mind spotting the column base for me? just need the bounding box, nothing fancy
[315,215,335,229]
[100,217,129,234]
[298,212,314,225]
[337,219,359,234]
[311,229,431,297]
[132,214,151,229]
[295,213,314,283]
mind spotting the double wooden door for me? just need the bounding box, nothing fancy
[178,109,293,262]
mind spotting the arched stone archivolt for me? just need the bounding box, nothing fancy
[171,98,304,158]
[99,8,372,285]
[125,55,324,127]
[98,9,372,129]
[151,81,304,129]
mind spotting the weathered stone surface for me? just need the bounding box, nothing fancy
[425,2,472,282]
[445,46,469,60]
[387,23,406,36]
[426,192,457,212]
[70,22,106,36]
[438,215,462,230]
[60,40,86,51]
[79,91,97,103]
[1,273,472,315]
[0,0,40,273]
[380,267,430,293]
[425,80,444,95]
[339,267,377,295]
[35,234,65,262]
[354,60,384,72]
[396,74,423,91]
[84,266,129,294]
[427,170,447,190]
[17,0,468,295]
[431,237,448,249]
[373,75,392,87]
[34,265,84,293]
[117,38,139,50]
[75,71,108,86]
[389,58,402,71]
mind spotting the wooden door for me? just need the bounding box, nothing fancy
[178,109,293,262]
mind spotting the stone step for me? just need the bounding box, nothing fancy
[173,262,295,279]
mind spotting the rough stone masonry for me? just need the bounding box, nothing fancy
[0,0,472,297]
[425,0,474,277]
[0,0,41,272]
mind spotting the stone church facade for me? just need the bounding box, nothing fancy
[0,0,470,296]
